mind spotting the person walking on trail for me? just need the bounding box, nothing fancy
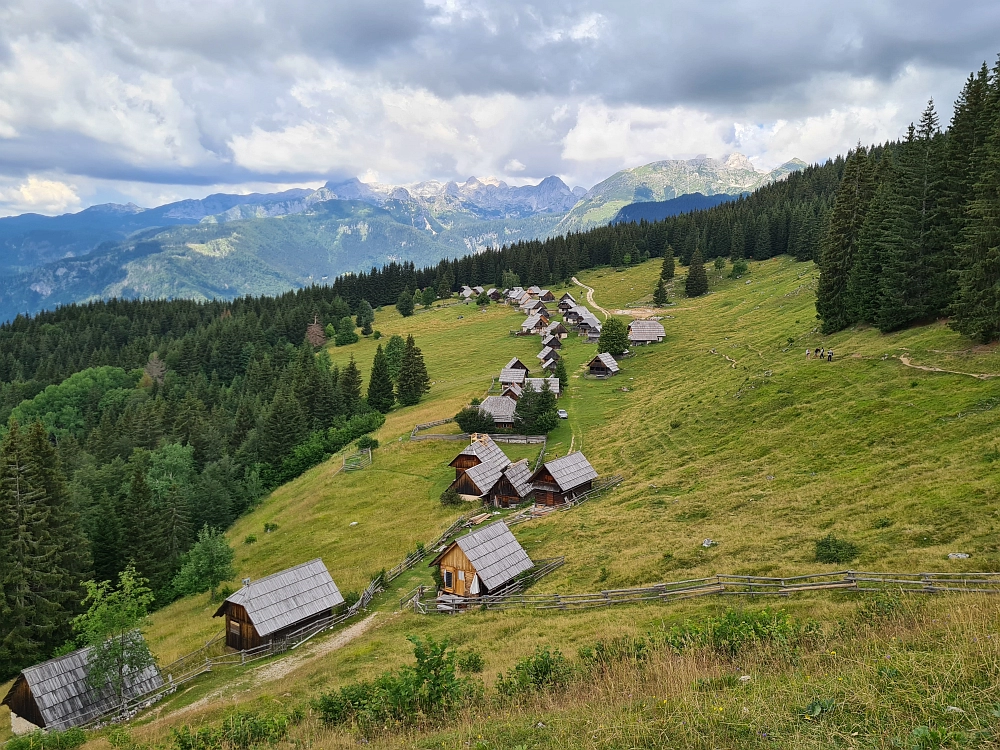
[827,350,833,362]
[806,348,811,359]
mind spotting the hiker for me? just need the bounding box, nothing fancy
[827,350,833,362]
[806,348,811,359]
[814,348,821,359]
[819,347,825,359]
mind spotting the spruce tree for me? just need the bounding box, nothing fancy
[847,177,892,325]
[257,384,307,465]
[396,289,415,317]
[660,250,675,280]
[384,334,406,382]
[355,300,375,335]
[396,335,430,407]
[554,358,568,391]
[653,278,668,306]
[339,356,363,414]
[684,247,709,297]
[366,345,395,414]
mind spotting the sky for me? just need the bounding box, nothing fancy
[1,1,999,217]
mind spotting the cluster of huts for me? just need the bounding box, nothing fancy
[477,357,561,429]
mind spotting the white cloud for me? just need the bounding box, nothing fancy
[0,176,80,215]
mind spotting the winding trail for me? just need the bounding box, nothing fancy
[571,276,609,321]
[898,355,1000,380]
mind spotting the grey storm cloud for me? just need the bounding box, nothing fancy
[1,0,1000,212]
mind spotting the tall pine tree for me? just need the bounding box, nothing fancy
[366,345,395,414]
[396,336,430,407]
[684,247,709,297]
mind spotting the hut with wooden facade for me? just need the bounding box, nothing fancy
[213,559,344,651]
[478,396,517,429]
[449,457,506,499]
[504,357,529,372]
[564,305,589,325]
[499,367,527,385]
[543,321,569,339]
[2,643,163,731]
[529,452,598,506]
[449,434,509,480]
[537,346,560,363]
[500,382,523,401]
[588,352,620,377]
[487,459,534,507]
[521,313,549,334]
[541,334,562,350]
[524,377,561,396]
[487,288,503,301]
[557,292,577,311]
[538,289,556,302]
[628,319,666,345]
[430,521,533,597]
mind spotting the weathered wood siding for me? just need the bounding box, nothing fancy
[449,455,481,479]
[3,676,45,728]
[489,475,528,508]
[223,603,262,650]
[450,471,484,497]
[437,544,477,597]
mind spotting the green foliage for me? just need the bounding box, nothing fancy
[170,710,290,750]
[366,344,395,414]
[243,534,256,545]
[440,487,463,507]
[396,335,430,407]
[396,289,415,317]
[421,288,436,308]
[263,522,278,533]
[457,650,485,674]
[513,381,559,434]
[652,278,668,306]
[553,358,568,390]
[495,647,574,698]
[815,534,860,564]
[597,317,629,356]
[661,608,813,658]
[684,247,709,297]
[476,291,490,306]
[334,316,359,346]
[384,334,406,382]
[4,728,86,750]
[355,300,375,335]
[171,525,235,599]
[312,636,473,731]
[729,258,749,278]
[501,269,521,289]
[73,565,156,707]
[356,435,379,451]
[660,251,675,280]
[273,412,384,484]
[454,405,495,434]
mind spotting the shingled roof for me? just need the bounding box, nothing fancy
[499,367,527,384]
[628,319,666,342]
[504,357,529,371]
[524,377,560,396]
[590,352,620,373]
[503,459,534,498]
[462,459,507,495]
[439,521,534,591]
[214,559,344,637]
[452,434,509,468]
[522,313,546,331]
[533,452,598,492]
[479,396,517,423]
[2,641,163,730]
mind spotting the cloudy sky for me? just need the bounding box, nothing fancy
[0,0,998,216]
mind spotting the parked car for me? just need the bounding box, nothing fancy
[557,409,568,419]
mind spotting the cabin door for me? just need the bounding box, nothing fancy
[227,618,242,650]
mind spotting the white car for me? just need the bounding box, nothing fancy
[557,409,568,419]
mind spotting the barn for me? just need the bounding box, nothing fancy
[529,452,598,506]
[500,382,524,401]
[543,321,569,339]
[536,346,560,363]
[449,433,509,479]
[504,357,530,372]
[478,396,517,429]
[557,292,577,311]
[213,559,345,651]
[449,457,506,498]
[488,459,534,507]
[430,521,533,597]
[588,352,620,377]
[628,319,666,345]
[1,642,163,731]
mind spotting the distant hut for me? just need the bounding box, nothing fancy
[500,383,524,401]
[504,357,530,372]
[588,352,620,377]
[504,287,525,305]
[536,346,560,363]
[449,457,506,499]
[430,521,533,597]
[499,367,527,385]
[460,285,474,299]
[541,334,562,350]
[628,320,665,345]
[478,396,517,430]
[538,289,556,302]
[449,434,509,480]
[472,286,484,295]
[564,305,588,325]
[557,293,577,311]
[541,357,558,371]
[487,288,503,301]
[525,285,543,298]
[543,321,569,339]
[213,559,345,651]
[524,377,561,396]
[2,643,163,731]
[529,452,598,506]
[488,459,534,507]
[521,314,548,334]
[578,314,602,336]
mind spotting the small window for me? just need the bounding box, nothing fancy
[229,621,240,634]
[444,570,453,589]
[458,570,465,581]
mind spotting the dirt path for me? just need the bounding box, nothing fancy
[898,355,1000,380]
[571,277,609,320]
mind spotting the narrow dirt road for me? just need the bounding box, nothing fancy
[898,355,1000,380]
[571,276,609,321]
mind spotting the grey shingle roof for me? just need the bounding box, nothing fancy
[505,357,529,371]
[526,285,542,295]
[6,641,163,730]
[501,382,523,398]
[463,459,507,495]
[216,559,344,637]
[454,434,509,467]
[455,521,533,590]
[628,320,665,341]
[522,313,545,330]
[480,396,517,422]
[536,346,556,360]
[541,335,560,348]
[524,377,560,396]
[560,292,577,302]
[536,451,598,492]
[499,367,526,384]
[591,352,620,373]
[503,459,534,497]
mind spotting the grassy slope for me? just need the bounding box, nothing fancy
[129,256,1000,747]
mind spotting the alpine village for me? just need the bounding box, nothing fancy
[6,44,1000,750]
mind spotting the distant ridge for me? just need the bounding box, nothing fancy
[611,192,743,224]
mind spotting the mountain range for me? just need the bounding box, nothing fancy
[0,155,805,321]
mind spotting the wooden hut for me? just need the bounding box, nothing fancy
[521,313,548,334]
[588,352,620,377]
[536,346,560,363]
[628,319,665,345]
[524,377,561,396]
[213,559,344,651]
[478,396,517,429]
[543,321,569,339]
[538,289,556,302]
[504,357,530,372]
[557,293,577,311]
[488,459,534,507]
[529,452,598,506]
[449,434,509,479]
[541,334,562,349]
[487,288,503,301]
[500,382,523,401]
[499,367,527,385]
[449,456,506,498]
[2,643,163,731]
[430,521,533,597]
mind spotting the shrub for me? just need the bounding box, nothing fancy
[454,405,495,434]
[495,647,574,698]
[578,637,649,672]
[218,584,234,600]
[243,534,257,545]
[457,649,485,674]
[171,711,289,750]
[373,330,382,339]
[356,435,379,451]
[440,487,463,506]
[729,258,749,278]
[342,590,360,608]
[660,608,815,658]
[5,728,86,750]
[856,591,904,623]
[815,534,859,564]
[263,522,278,533]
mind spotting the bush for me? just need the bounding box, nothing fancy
[454,405,495,434]
[495,647,574,698]
[6,728,86,750]
[342,590,360,608]
[356,435,379,451]
[171,711,290,750]
[661,608,815,658]
[815,534,860,564]
[457,650,485,674]
[263,522,278,533]
[440,487,463,506]
[729,258,749,278]
[373,330,382,340]
[243,534,257,545]
[578,637,649,672]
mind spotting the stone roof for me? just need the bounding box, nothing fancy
[214,559,344,637]
[2,641,163,730]
[534,451,598,492]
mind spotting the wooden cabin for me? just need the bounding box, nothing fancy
[628,319,666,345]
[213,559,344,651]
[430,521,533,597]
[449,456,506,498]
[500,383,524,401]
[541,334,562,350]
[487,288,503,301]
[557,293,577,311]
[588,352,620,377]
[537,346,560,363]
[499,366,527,385]
[564,305,589,324]
[529,452,598,506]
[524,377,561,396]
[2,643,163,731]
[543,321,569,339]
[449,434,509,480]
[521,313,549,334]
[525,285,543,298]
[504,357,530,372]
[488,459,534,507]
[541,358,558,371]
[578,314,602,335]
[478,396,517,430]
[538,289,556,302]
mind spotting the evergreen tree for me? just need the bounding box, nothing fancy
[554,358,568,391]
[384,334,406,382]
[396,289,415,317]
[396,335,430,407]
[653,278,668,306]
[846,177,893,325]
[501,269,521,289]
[257,384,307,466]
[421,288,436,308]
[660,250,675,280]
[597,317,629,356]
[355,300,375,336]
[513,382,559,434]
[339,357,363,414]
[684,247,709,297]
[817,146,876,332]
[334,316,359,346]
[119,457,170,597]
[366,345,395,414]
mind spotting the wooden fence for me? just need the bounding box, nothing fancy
[410,418,548,446]
[343,447,372,471]
[507,474,624,526]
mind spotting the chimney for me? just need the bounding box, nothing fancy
[242,577,251,588]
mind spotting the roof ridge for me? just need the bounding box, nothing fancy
[238,558,325,589]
